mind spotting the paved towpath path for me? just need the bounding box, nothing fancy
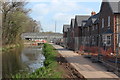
[52,44,119,79]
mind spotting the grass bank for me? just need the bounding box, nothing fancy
[11,43,63,78]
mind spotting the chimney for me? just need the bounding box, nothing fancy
[91,11,96,15]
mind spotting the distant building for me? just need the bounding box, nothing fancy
[69,19,75,50]
[21,32,63,43]
[63,25,70,48]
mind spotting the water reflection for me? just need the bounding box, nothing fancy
[2,45,45,78]
[21,46,45,72]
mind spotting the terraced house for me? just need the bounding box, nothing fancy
[81,13,100,54]
[63,0,120,74]
[68,19,75,50]
[63,0,120,54]
[63,25,70,48]
[74,15,90,52]
[99,1,120,55]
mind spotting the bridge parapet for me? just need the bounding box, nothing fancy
[21,32,63,42]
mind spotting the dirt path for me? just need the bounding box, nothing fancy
[52,44,119,79]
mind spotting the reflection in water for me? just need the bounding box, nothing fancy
[2,45,45,78]
[21,46,45,72]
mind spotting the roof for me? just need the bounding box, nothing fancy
[108,1,120,13]
[70,19,75,28]
[102,0,120,13]
[84,13,99,27]
[75,15,90,27]
[102,29,113,34]
[82,20,88,27]
[63,25,70,32]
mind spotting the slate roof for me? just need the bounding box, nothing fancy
[63,25,70,32]
[84,13,99,27]
[70,19,75,28]
[109,1,120,13]
[75,15,90,27]
[103,0,120,13]
[82,20,88,27]
[102,29,113,34]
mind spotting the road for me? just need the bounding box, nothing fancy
[52,44,119,79]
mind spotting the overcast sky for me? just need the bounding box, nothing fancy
[25,0,102,33]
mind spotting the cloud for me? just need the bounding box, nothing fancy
[28,1,100,33]
[26,0,102,2]
[53,13,74,23]
[32,3,49,15]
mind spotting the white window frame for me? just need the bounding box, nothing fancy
[108,16,110,27]
[102,35,111,46]
[102,18,104,28]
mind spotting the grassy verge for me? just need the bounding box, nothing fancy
[11,43,63,78]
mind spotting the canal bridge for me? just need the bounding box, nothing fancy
[21,32,63,42]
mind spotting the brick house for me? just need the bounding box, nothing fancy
[63,25,70,48]
[80,20,88,51]
[80,13,99,53]
[68,19,75,50]
[99,1,120,55]
[62,0,120,76]
[74,15,90,52]
[62,0,120,55]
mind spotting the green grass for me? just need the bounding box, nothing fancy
[11,43,63,78]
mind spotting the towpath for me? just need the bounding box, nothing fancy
[52,44,119,79]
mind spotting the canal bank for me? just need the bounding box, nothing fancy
[2,43,101,79]
[2,43,45,79]
[3,43,70,79]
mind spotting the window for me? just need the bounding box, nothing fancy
[96,25,98,29]
[102,35,111,46]
[107,36,111,46]
[108,16,110,27]
[102,18,104,28]
[92,25,94,30]
[92,36,95,45]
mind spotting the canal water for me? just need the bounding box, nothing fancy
[2,45,45,78]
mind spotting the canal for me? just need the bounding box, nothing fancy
[2,44,45,78]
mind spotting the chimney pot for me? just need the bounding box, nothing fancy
[91,11,96,15]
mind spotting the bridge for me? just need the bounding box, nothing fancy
[21,32,63,43]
